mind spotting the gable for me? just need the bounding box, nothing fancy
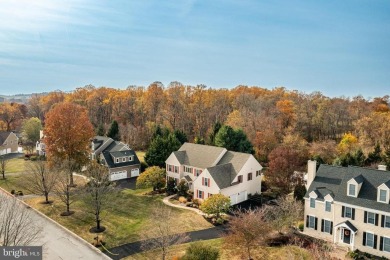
[165,152,181,165]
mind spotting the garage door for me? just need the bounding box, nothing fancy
[110,170,127,181]
[6,148,11,154]
[131,168,140,177]
[229,191,247,205]
[0,149,5,155]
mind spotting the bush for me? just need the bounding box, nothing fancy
[181,242,219,260]
[17,191,24,196]
[299,223,304,231]
[177,179,189,196]
[10,189,15,195]
[193,199,202,208]
[166,177,177,195]
[30,156,38,161]
[179,196,187,204]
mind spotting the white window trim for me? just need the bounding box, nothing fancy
[344,206,352,218]
[122,157,126,162]
[378,189,388,203]
[325,201,332,212]
[383,236,390,253]
[348,183,356,197]
[308,215,316,229]
[323,219,332,234]
[310,198,315,208]
[116,158,119,163]
[385,215,390,229]
[366,212,376,225]
[365,231,375,248]
[204,178,209,186]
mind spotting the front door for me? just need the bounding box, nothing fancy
[342,228,351,244]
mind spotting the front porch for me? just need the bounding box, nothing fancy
[334,220,358,251]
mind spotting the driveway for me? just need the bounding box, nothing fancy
[114,177,137,190]
[0,188,111,260]
[106,225,226,260]
[0,152,24,160]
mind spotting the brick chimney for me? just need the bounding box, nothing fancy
[306,160,317,188]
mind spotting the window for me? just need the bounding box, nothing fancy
[184,166,192,174]
[345,207,352,218]
[367,212,376,225]
[195,169,202,176]
[325,201,331,212]
[256,170,261,177]
[247,172,252,181]
[348,184,356,196]
[197,190,203,199]
[203,178,210,187]
[237,175,243,183]
[366,232,374,248]
[128,156,132,161]
[379,189,387,203]
[174,166,179,173]
[122,157,126,162]
[384,216,390,228]
[383,237,390,252]
[310,198,315,208]
[308,216,316,229]
[322,220,332,234]
[116,158,119,163]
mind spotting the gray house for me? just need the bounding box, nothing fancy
[91,136,140,181]
[304,161,390,258]
[0,132,19,155]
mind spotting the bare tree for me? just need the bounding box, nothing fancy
[22,160,57,204]
[0,195,42,245]
[224,208,271,260]
[52,164,78,216]
[83,162,115,233]
[263,196,303,234]
[0,155,8,179]
[141,204,189,260]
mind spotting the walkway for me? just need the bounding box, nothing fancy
[0,188,111,260]
[106,225,226,260]
[162,195,205,215]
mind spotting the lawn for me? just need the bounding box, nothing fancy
[126,238,315,260]
[0,172,31,194]
[136,151,146,164]
[5,157,27,173]
[24,187,213,248]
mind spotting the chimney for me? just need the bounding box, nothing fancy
[306,160,317,188]
[378,164,387,171]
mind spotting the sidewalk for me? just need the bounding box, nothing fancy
[162,195,205,215]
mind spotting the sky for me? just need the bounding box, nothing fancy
[0,0,389,98]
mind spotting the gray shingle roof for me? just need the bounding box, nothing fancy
[352,174,364,184]
[335,220,358,233]
[207,163,235,189]
[99,140,140,169]
[305,165,390,213]
[0,132,11,144]
[92,136,111,151]
[217,151,250,174]
[178,143,226,169]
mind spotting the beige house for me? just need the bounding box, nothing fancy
[304,161,390,258]
[165,143,263,205]
[91,136,140,181]
[0,132,19,155]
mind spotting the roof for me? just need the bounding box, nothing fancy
[0,132,12,144]
[351,175,364,184]
[184,175,193,182]
[92,136,111,151]
[334,220,358,233]
[206,163,236,189]
[102,149,140,169]
[177,143,226,169]
[98,139,140,169]
[305,165,390,213]
[217,151,250,174]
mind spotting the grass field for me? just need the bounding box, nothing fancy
[5,157,27,173]
[126,238,315,260]
[136,151,146,164]
[25,187,213,248]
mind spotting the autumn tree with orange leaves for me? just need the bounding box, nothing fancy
[44,102,94,185]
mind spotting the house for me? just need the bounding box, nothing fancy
[36,130,46,156]
[303,160,390,258]
[165,143,263,205]
[91,136,140,181]
[0,132,19,155]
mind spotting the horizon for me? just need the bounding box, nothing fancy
[1,0,389,98]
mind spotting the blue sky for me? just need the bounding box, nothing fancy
[0,0,389,98]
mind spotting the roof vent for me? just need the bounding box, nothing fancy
[378,164,387,171]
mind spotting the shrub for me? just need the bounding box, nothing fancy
[17,191,24,196]
[30,156,38,161]
[10,189,15,195]
[177,179,189,196]
[166,177,177,195]
[193,199,202,208]
[181,242,219,260]
[299,223,304,231]
[179,196,187,204]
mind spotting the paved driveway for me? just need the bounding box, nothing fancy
[114,177,137,190]
[0,188,111,260]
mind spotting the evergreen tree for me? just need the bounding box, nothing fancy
[214,125,254,154]
[96,124,105,136]
[173,129,188,144]
[107,120,120,140]
[145,134,181,167]
[365,143,382,166]
[208,122,222,145]
[354,148,366,167]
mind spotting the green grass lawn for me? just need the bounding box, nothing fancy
[6,157,27,173]
[126,238,315,260]
[0,173,32,195]
[136,151,146,163]
[25,187,213,248]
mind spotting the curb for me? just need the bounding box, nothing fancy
[0,187,112,260]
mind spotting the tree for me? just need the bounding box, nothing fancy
[53,162,78,216]
[365,142,382,166]
[23,159,57,204]
[44,102,94,185]
[21,117,42,154]
[176,179,189,196]
[214,125,254,154]
[136,166,166,191]
[263,196,303,234]
[267,146,306,195]
[181,242,219,260]
[145,133,181,167]
[0,195,42,246]
[84,162,115,232]
[0,155,8,179]
[208,122,222,145]
[107,120,120,140]
[200,194,231,220]
[173,129,188,144]
[96,124,105,136]
[141,204,189,260]
[337,133,359,155]
[0,102,24,131]
[224,208,271,260]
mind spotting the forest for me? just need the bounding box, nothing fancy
[0,82,389,171]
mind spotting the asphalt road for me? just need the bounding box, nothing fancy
[0,189,111,260]
[106,225,227,260]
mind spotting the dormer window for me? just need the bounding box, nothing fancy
[379,189,388,203]
[116,158,119,163]
[122,157,126,162]
[348,184,356,197]
[129,156,132,161]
